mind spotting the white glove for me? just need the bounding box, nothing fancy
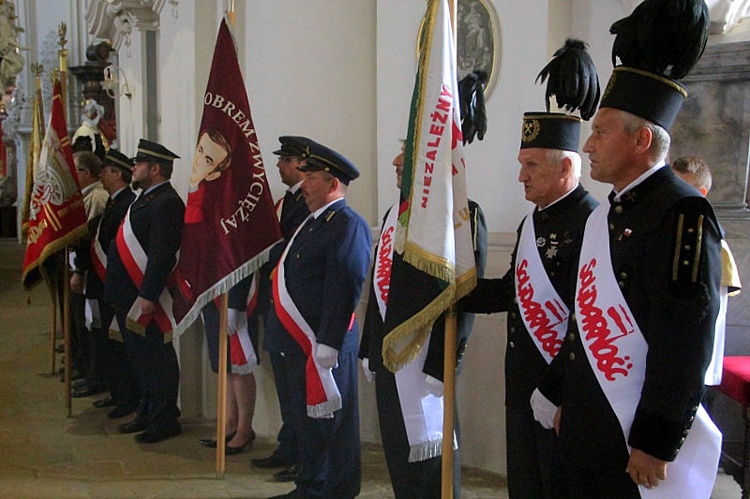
[530,388,558,430]
[315,343,339,369]
[361,358,374,382]
[226,308,246,335]
[425,375,444,397]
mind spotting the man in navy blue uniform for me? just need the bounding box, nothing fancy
[104,139,185,444]
[268,140,371,499]
[73,149,140,419]
[250,136,313,482]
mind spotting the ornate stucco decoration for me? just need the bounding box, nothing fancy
[86,0,169,50]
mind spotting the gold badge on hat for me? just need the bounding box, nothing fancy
[522,119,541,143]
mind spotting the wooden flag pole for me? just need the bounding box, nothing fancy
[441,307,458,499]
[57,23,73,418]
[215,2,236,478]
[50,288,58,375]
[441,2,458,498]
[216,293,229,478]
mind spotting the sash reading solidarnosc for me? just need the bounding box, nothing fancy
[576,203,720,498]
[115,208,177,338]
[272,216,342,418]
[514,212,568,364]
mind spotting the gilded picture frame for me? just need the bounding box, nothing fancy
[418,0,502,99]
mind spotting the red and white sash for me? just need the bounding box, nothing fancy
[272,215,341,418]
[514,212,568,364]
[578,204,720,498]
[226,275,259,374]
[375,205,447,461]
[115,208,176,340]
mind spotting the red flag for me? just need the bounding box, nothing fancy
[172,17,281,335]
[21,79,87,290]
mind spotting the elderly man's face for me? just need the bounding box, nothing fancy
[583,108,638,186]
[191,133,228,186]
[517,148,565,209]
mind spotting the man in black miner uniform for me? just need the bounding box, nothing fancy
[72,149,140,418]
[459,39,600,499]
[104,139,185,444]
[268,140,371,499]
[250,136,313,483]
[461,118,597,498]
[534,3,722,494]
[360,143,487,499]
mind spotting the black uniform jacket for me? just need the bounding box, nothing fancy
[361,200,488,379]
[460,184,597,407]
[539,166,722,467]
[103,182,185,313]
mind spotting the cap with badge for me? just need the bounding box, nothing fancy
[133,138,180,166]
[297,140,360,185]
[520,39,600,152]
[103,149,134,174]
[273,136,315,158]
[600,0,709,131]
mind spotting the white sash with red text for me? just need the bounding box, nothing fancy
[515,212,568,364]
[115,208,176,339]
[272,216,341,418]
[577,204,720,498]
[375,205,447,461]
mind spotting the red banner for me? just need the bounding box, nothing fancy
[22,79,87,290]
[172,17,281,335]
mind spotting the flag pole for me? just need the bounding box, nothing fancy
[216,293,229,478]
[56,23,73,417]
[29,63,59,376]
[214,1,236,478]
[441,2,458,497]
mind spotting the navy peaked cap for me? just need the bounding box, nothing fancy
[273,136,316,158]
[297,141,359,185]
[133,138,180,165]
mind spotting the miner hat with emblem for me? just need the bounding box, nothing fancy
[297,140,360,185]
[273,136,315,159]
[599,0,709,131]
[103,148,134,174]
[520,39,600,152]
[133,138,180,166]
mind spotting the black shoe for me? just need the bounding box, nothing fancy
[135,425,181,444]
[198,432,235,448]
[72,384,106,398]
[93,396,116,408]
[273,464,301,482]
[251,452,292,469]
[267,489,308,499]
[107,405,135,419]
[225,431,256,455]
[119,418,149,434]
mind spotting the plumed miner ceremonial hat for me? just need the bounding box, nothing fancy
[600,0,709,131]
[297,140,360,185]
[520,38,600,152]
[133,138,180,166]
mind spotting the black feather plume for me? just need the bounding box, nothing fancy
[610,0,709,79]
[458,71,488,145]
[536,39,600,121]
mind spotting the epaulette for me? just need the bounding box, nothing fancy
[671,197,713,289]
[324,210,337,222]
